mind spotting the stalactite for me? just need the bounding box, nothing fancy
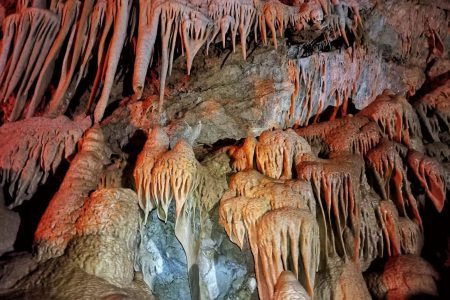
[359,91,421,146]
[0,0,362,121]
[398,217,423,255]
[93,0,131,123]
[296,116,381,156]
[0,8,60,121]
[378,200,401,257]
[408,150,446,212]
[366,140,422,225]
[359,194,384,268]
[133,127,170,225]
[218,196,249,249]
[151,139,199,222]
[255,128,312,179]
[291,48,385,127]
[0,116,91,208]
[26,0,80,118]
[296,154,364,261]
[414,79,450,142]
[228,134,257,171]
[45,0,96,116]
[257,208,319,298]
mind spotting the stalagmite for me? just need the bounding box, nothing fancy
[408,150,446,212]
[34,125,111,260]
[133,127,170,225]
[273,271,311,300]
[0,116,91,208]
[257,208,319,298]
[68,188,140,287]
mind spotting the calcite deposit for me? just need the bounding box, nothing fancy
[0,0,449,299]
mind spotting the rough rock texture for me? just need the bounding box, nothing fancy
[0,0,448,299]
[366,255,440,299]
[0,191,20,256]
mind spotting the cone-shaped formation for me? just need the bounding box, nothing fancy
[133,127,170,224]
[219,168,317,300]
[0,116,90,208]
[408,150,446,212]
[273,271,311,300]
[34,125,111,260]
[256,128,313,179]
[0,7,60,122]
[228,134,257,171]
[378,200,401,257]
[289,47,385,127]
[229,128,312,180]
[68,188,140,287]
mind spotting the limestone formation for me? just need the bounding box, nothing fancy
[0,1,448,299]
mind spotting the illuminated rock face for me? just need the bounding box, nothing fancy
[0,0,448,299]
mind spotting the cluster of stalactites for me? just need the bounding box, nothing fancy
[296,153,365,261]
[0,116,91,208]
[295,115,382,156]
[133,0,361,110]
[407,150,446,213]
[228,128,313,179]
[359,91,422,147]
[133,127,204,225]
[366,140,422,225]
[414,79,450,142]
[0,0,133,122]
[218,169,318,300]
[0,0,361,121]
